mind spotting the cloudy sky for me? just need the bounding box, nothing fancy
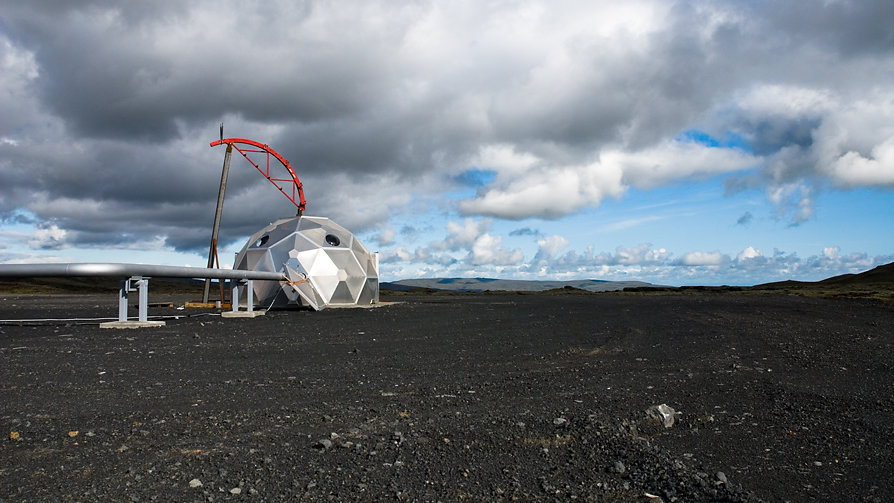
[1,0,892,285]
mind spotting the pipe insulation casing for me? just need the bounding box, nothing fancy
[0,263,285,281]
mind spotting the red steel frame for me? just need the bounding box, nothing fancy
[210,138,307,215]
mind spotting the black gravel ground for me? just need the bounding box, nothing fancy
[1,292,892,502]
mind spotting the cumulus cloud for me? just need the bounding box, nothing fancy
[536,235,570,260]
[377,228,396,246]
[613,243,667,266]
[28,223,68,250]
[381,218,523,267]
[829,136,894,187]
[430,218,524,266]
[766,183,814,225]
[433,219,493,251]
[719,86,894,223]
[381,246,446,266]
[530,243,671,273]
[679,251,730,267]
[737,246,763,261]
[459,139,759,220]
[526,234,571,273]
[469,234,524,266]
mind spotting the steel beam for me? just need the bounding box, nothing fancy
[118,279,129,321]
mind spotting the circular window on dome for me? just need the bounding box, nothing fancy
[324,234,341,246]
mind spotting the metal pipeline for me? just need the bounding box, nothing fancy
[0,262,285,281]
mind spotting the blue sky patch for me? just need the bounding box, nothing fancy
[678,129,751,152]
[454,168,497,187]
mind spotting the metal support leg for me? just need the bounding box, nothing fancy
[118,279,129,322]
[215,279,266,320]
[136,277,149,322]
[102,276,163,329]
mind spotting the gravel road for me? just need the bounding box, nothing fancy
[1,292,892,502]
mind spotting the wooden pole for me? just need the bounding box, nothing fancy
[203,143,233,303]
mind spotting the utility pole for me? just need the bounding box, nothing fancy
[202,141,233,303]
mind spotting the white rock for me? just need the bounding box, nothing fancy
[647,404,680,428]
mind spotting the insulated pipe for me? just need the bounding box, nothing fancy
[0,263,285,281]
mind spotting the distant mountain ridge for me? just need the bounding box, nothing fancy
[381,277,660,293]
[384,262,894,296]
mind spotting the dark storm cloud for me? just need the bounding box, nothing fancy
[757,0,894,57]
[1,0,893,256]
[0,1,382,142]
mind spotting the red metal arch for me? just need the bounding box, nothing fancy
[210,138,306,215]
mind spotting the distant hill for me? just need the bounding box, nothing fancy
[818,262,894,285]
[756,262,894,289]
[751,262,894,303]
[381,277,661,293]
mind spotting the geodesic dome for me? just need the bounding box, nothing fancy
[233,216,378,310]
